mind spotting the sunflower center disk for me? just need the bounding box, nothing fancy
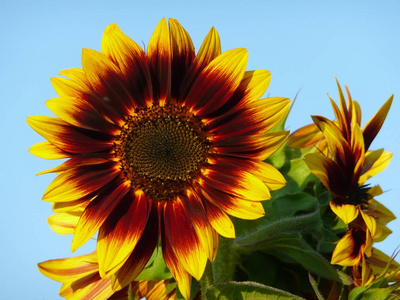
[115,105,210,201]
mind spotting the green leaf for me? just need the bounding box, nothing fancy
[234,208,322,247]
[286,158,315,190]
[267,141,287,169]
[309,273,325,300]
[349,286,398,300]
[205,281,305,300]
[237,232,351,285]
[134,246,172,281]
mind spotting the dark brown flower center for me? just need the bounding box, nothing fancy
[115,104,210,201]
[346,184,372,209]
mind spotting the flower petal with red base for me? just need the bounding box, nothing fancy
[27,116,113,154]
[329,200,359,224]
[169,18,195,100]
[185,48,248,116]
[162,199,207,280]
[43,162,120,202]
[38,252,98,283]
[101,24,153,107]
[202,164,270,202]
[97,191,150,278]
[148,18,171,104]
[362,95,393,151]
[178,27,221,101]
[160,201,192,300]
[46,96,117,133]
[82,48,134,120]
[29,141,69,159]
[72,177,130,252]
[182,191,219,261]
[112,202,159,291]
[200,189,235,238]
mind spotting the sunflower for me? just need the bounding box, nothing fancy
[298,81,393,225]
[28,18,289,298]
[38,252,176,300]
[292,81,395,284]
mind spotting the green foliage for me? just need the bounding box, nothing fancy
[205,281,305,300]
[134,246,172,281]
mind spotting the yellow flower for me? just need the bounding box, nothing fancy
[301,81,393,226]
[38,252,176,300]
[28,19,289,299]
[331,208,376,267]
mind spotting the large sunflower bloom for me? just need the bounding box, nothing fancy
[28,19,289,298]
[38,252,176,300]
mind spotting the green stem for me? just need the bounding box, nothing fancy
[212,237,239,284]
[200,260,214,300]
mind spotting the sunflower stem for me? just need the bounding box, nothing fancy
[127,284,136,300]
[212,237,238,284]
[200,260,214,300]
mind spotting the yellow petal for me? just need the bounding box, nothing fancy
[28,141,68,160]
[288,123,324,149]
[360,209,377,237]
[47,211,82,235]
[363,95,393,150]
[202,195,235,238]
[258,130,289,160]
[331,231,359,266]
[367,197,396,224]
[195,27,221,69]
[329,202,358,224]
[359,151,392,184]
[38,252,98,283]
[147,18,171,104]
[254,161,286,191]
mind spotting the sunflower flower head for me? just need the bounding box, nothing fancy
[299,80,393,225]
[291,80,395,286]
[28,18,289,299]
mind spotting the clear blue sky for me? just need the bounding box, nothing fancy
[1,1,399,299]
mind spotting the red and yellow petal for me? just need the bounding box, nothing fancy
[47,210,82,235]
[331,230,362,266]
[112,203,159,290]
[329,201,359,224]
[200,189,235,238]
[211,155,286,191]
[72,177,130,252]
[27,116,113,154]
[29,141,69,159]
[162,200,207,280]
[185,48,248,116]
[304,153,346,196]
[43,163,119,202]
[201,182,265,220]
[169,18,195,99]
[362,95,393,151]
[288,123,324,149]
[97,191,150,278]
[311,115,353,167]
[148,18,172,104]
[202,164,270,202]
[46,96,116,133]
[38,252,98,283]
[182,191,219,261]
[359,150,392,184]
[82,48,134,120]
[101,24,153,105]
[160,205,192,300]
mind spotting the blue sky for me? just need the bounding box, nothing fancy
[1,1,399,299]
